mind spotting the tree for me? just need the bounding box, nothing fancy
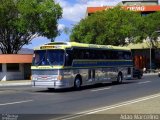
[0,0,62,54]
[143,12,160,48]
[70,7,145,46]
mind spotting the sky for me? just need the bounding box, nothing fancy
[24,0,159,49]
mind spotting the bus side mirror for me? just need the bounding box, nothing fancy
[65,53,69,62]
[65,53,68,57]
[65,49,72,60]
[65,49,73,66]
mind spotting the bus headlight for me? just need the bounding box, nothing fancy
[57,75,63,80]
[32,76,37,80]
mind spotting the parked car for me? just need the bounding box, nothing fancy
[133,68,143,79]
[158,71,160,77]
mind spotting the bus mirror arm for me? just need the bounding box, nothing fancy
[65,53,68,56]
[65,54,69,61]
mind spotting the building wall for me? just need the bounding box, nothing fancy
[118,0,158,6]
[132,49,160,70]
[0,63,25,81]
[24,63,31,79]
[0,54,32,81]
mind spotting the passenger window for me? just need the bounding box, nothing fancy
[65,49,73,66]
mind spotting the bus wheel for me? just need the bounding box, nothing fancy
[117,73,123,84]
[48,88,55,91]
[74,77,81,89]
[138,75,142,79]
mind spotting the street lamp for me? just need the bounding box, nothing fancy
[147,30,160,73]
[149,39,152,73]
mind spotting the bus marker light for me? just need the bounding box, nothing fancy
[57,75,63,80]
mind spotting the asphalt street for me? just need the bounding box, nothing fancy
[0,74,160,120]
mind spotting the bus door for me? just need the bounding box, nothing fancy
[102,68,110,81]
[107,68,114,80]
[88,69,95,82]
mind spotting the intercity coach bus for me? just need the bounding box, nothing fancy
[31,42,133,89]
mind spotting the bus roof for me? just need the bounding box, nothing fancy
[34,42,130,51]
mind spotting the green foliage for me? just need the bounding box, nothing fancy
[70,6,160,46]
[144,12,160,38]
[0,0,62,53]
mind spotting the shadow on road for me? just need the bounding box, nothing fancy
[35,80,138,93]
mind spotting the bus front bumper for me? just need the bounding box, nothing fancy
[32,80,73,89]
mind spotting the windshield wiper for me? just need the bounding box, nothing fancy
[47,58,51,65]
[36,56,45,66]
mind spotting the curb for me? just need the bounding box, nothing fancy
[143,73,158,76]
[0,83,31,87]
[0,80,31,87]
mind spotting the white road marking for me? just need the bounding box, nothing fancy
[0,100,33,106]
[51,93,160,120]
[138,81,151,84]
[91,87,111,92]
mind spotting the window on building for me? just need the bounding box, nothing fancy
[7,63,19,72]
[0,64,2,72]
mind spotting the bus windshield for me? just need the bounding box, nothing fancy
[32,50,64,66]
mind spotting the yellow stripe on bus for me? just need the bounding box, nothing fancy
[31,66,64,69]
[34,42,130,51]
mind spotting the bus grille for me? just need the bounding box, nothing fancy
[32,70,58,75]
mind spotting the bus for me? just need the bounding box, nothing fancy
[31,42,133,89]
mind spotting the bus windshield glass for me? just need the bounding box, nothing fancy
[32,50,64,66]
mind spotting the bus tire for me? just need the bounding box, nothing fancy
[117,73,123,84]
[48,88,55,91]
[74,76,82,90]
[138,75,142,79]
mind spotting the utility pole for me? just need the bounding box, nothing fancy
[148,30,160,73]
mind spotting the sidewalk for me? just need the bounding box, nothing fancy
[98,94,160,114]
[143,72,158,76]
[62,93,160,120]
[0,80,31,86]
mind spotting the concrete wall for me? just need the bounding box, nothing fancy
[0,63,24,81]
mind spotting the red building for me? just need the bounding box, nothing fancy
[87,5,160,16]
[0,54,32,81]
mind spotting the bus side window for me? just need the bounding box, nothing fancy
[85,52,90,59]
[105,50,111,59]
[128,67,131,75]
[73,49,78,59]
[90,50,96,59]
[97,50,103,59]
[123,52,131,60]
[102,50,107,59]
[65,50,73,66]
[118,51,124,59]
[111,51,118,60]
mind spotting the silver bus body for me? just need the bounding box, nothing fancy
[31,42,133,89]
[32,66,133,89]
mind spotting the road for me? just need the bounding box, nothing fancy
[0,74,160,120]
